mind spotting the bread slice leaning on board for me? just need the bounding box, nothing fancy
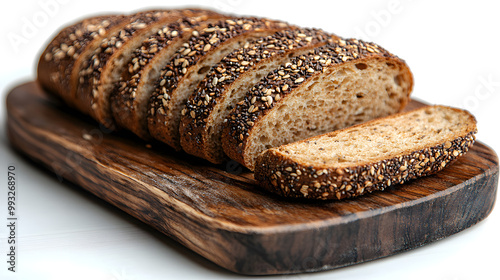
[222,39,414,170]
[255,105,477,200]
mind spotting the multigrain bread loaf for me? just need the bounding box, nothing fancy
[147,18,292,150]
[35,10,456,202]
[74,9,219,129]
[37,14,128,107]
[179,28,337,164]
[222,39,414,170]
[254,105,477,200]
[110,13,227,139]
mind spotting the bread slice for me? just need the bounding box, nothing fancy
[222,39,414,170]
[147,18,291,150]
[254,105,477,200]
[110,13,226,139]
[37,14,128,107]
[74,9,216,129]
[179,28,337,164]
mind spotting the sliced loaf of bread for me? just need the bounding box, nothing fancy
[74,9,217,129]
[179,28,337,164]
[254,105,477,200]
[222,39,414,170]
[147,18,291,150]
[110,13,226,139]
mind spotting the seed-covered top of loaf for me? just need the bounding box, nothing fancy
[149,17,290,115]
[225,38,395,146]
[181,28,335,123]
[43,15,126,65]
[41,15,127,89]
[79,10,180,96]
[117,15,214,103]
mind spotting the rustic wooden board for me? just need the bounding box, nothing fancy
[6,81,499,275]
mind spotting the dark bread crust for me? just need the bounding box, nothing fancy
[254,106,477,200]
[110,13,226,139]
[179,28,337,164]
[37,14,128,107]
[221,39,414,170]
[147,17,291,150]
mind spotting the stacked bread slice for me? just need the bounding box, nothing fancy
[37,8,478,200]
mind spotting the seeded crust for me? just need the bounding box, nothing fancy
[179,28,337,164]
[147,17,292,150]
[254,105,477,200]
[110,13,226,139]
[37,14,128,108]
[74,9,214,129]
[222,39,414,170]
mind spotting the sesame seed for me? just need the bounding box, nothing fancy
[300,185,309,197]
[203,44,211,52]
[82,133,92,140]
[266,96,273,106]
[444,141,452,149]
[294,77,305,83]
[134,23,147,29]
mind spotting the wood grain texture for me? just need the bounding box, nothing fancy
[6,81,499,275]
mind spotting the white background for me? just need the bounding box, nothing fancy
[1,0,499,279]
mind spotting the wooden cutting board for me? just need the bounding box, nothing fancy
[6,81,499,275]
